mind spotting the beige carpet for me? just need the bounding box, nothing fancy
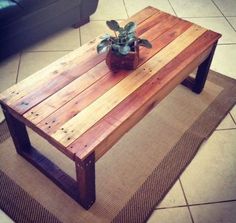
[0,71,236,223]
[0,109,4,123]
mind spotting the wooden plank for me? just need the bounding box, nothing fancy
[0,7,159,105]
[2,8,167,114]
[68,120,115,158]
[124,6,160,25]
[138,14,182,41]
[36,19,191,135]
[0,7,160,109]
[0,44,102,105]
[11,52,107,114]
[37,71,127,134]
[136,11,168,36]
[23,62,110,123]
[24,14,186,127]
[24,13,179,124]
[74,31,220,161]
[51,25,207,147]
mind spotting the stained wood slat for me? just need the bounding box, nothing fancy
[0,43,101,105]
[23,62,110,123]
[125,6,160,25]
[38,19,191,136]
[19,12,171,117]
[26,16,188,129]
[30,19,187,136]
[37,70,127,135]
[13,53,107,114]
[0,7,221,161]
[51,25,207,147]
[136,10,166,36]
[8,9,165,115]
[73,30,220,161]
[0,6,159,110]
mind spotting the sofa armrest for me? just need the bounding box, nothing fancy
[80,0,99,18]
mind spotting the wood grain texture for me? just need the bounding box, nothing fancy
[33,18,190,135]
[23,62,110,123]
[124,6,160,25]
[0,43,101,105]
[51,25,207,147]
[23,11,177,125]
[0,6,160,111]
[23,14,169,125]
[0,7,221,163]
[0,7,222,210]
[74,31,220,161]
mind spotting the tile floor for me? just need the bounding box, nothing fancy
[0,0,236,222]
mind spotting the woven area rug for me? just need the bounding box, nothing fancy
[0,70,236,223]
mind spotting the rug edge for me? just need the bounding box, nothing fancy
[0,170,62,223]
[112,71,236,223]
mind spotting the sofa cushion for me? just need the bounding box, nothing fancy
[0,0,24,24]
[13,0,58,12]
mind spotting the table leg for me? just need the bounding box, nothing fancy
[193,42,217,93]
[76,153,96,210]
[1,104,96,209]
[1,104,31,154]
[182,42,218,94]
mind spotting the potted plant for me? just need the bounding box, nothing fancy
[97,20,152,71]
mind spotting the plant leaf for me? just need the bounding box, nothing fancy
[127,37,136,45]
[128,33,136,38]
[124,21,136,33]
[97,40,110,54]
[100,33,111,40]
[112,44,120,51]
[120,37,127,44]
[118,27,125,35]
[118,45,131,55]
[138,39,152,48]
[106,20,120,31]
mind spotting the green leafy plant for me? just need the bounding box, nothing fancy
[97,20,152,56]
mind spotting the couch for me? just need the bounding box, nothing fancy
[0,0,99,61]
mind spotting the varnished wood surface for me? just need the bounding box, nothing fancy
[0,6,221,161]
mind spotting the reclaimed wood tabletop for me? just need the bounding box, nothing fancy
[0,6,221,209]
[0,7,221,162]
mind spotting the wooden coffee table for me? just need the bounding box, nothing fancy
[0,7,221,209]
